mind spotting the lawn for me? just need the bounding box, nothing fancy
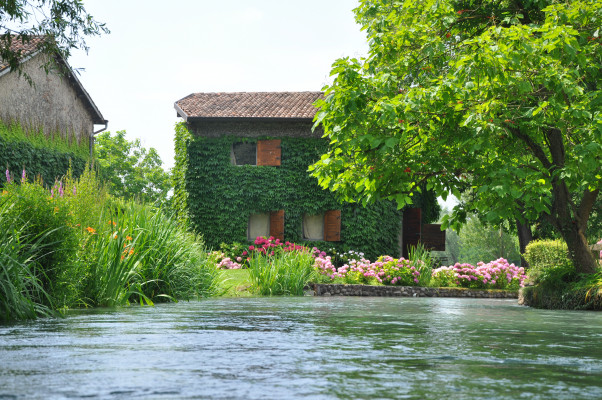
[219,269,253,297]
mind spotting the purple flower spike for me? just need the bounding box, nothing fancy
[21,169,26,183]
[58,181,64,197]
[5,169,11,183]
[50,187,54,198]
[73,186,77,196]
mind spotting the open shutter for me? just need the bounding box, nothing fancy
[402,208,421,258]
[257,139,281,166]
[269,210,285,241]
[421,224,446,251]
[324,210,341,242]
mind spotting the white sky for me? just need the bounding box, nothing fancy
[68,0,458,210]
[69,0,368,171]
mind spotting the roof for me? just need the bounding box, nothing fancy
[0,35,107,127]
[0,36,47,72]
[175,92,323,120]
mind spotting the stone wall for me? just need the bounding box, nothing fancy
[0,53,95,143]
[187,118,323,138]
[313,283,518,299]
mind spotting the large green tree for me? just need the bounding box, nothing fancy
[1,0,108,75]
[310,0,602,273]
[94,131,171,204]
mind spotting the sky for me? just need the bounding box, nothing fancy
[68,0,458,210]
[69,0,368,170]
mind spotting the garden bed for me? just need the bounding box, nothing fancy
[312,283,518,298]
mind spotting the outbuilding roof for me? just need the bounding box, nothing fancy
[0,36,47,72]
[175,91,323,120]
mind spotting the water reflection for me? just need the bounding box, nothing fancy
[0,297,601,399]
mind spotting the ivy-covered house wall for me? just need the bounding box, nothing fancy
[173,92,440,260]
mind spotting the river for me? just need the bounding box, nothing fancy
[1,297,601,399]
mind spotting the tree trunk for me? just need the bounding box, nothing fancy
[560,222,598,274]
[515,219,533,269]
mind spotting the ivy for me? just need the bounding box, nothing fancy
[173,122,439,260]
[0,121,87,185]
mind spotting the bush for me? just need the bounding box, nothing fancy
[524,239,574,286]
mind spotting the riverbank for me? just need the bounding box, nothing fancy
[313,283,518,298]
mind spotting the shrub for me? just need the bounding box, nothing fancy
[524,239,574,286]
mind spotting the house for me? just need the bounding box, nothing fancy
[173,91,443,259]
[0,36,107,156]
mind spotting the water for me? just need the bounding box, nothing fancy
[1,297,601,399]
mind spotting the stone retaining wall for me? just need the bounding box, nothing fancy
[313,284,518,299]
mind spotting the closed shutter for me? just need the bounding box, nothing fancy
[402,208,422,258]
[257,139,281,166]
[421,224,446,251]
[269,210,285,241]
[324,210,341,242]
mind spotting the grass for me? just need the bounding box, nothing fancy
[219,269,253,297]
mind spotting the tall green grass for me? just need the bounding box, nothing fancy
[247,251,316,296]
[0,197,55,321]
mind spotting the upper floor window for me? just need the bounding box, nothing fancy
[231,139,281,166]
[231,142,256,165]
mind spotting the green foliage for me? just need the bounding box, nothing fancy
[94,131,171,204]
[0,121,87,186]
[247,251,316,296]
[458,216,521,266]
[311,0,601,273]
[172,122,439,261]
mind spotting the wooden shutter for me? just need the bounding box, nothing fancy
[421,224,446,251]
[402,208,422,258]
[269,210,285,241]
[324,210,341,242]
[257,139,281,166]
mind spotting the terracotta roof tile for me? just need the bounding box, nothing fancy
[175,92,324,119]
[0,36,47,72]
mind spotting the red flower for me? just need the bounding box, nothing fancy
[404,167,412,173]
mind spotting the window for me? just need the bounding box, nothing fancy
[302,210,341,242]
[231,142,256,165]
[231,139,281,166]
[303,213,324,240]
[248,213,269,240]
[247,210,285,241]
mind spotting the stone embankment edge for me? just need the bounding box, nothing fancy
[312,283,518,299]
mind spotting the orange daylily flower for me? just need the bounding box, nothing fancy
[86,227,96,234]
